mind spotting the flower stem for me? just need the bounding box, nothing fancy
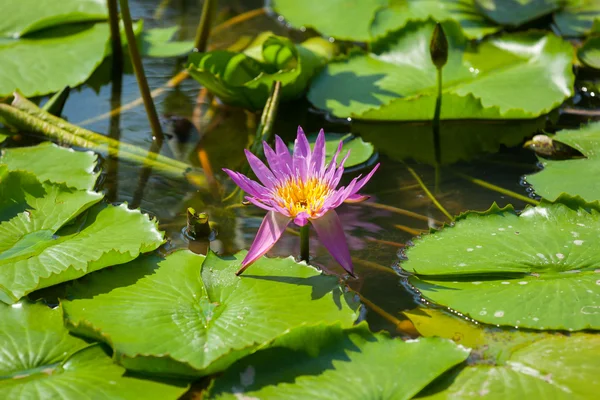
[107,0,122,74]
[194,0,216,52]
[433,67,442,166]
[118,0,164,142]
[300,225,310,263]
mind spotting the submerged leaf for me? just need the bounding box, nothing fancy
[554,0,600,37]
[578,36,600,69]
[403,201,600,330]
[0,301,188,399]
[207,324,470,399]
[525,121,600,203]
[308,20,574,121]
[187,34,335,110]
[62,250,360,377]
[141,26,193,58]
[474,0,561,27]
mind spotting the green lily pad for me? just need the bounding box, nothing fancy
[0,0,107,38]
[578,36,600,69]
[0,165,164,304]
[0,22,110,97]
[308,21,574,121]
[187,34,335,110]
[62,250,360,377]
[1,142,99,190]
[141,26,193,58]
[404,201,600,330]
[555,0,600,37]
[207,323,470,399]
[474,0,560,27]
[421,335,600,399]
[0,301,188,399]
[525,121,600,203]
[289,133,376,168]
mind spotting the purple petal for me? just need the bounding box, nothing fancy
[348,163,380,195]
[245,149,277,188]
[293,211,309,226]
[244,196,275,212]
[241,211,291,268]
[293,127,311,181]
[263,142,288,181]
[223,169,269,199]
[344,194,370,203]
[311,210,353,275]
[310,129,326,175]
[274,135,293,170]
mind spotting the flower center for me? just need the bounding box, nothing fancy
[274,177,332,217]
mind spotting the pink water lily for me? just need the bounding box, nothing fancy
[224,127,379,275]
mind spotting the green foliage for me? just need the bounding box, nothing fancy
[62,250,360,377]
[187,34,336,110]
[404,201,600,330]
[140,26,194,58]
[554,0,600,36]
[475,0,561,26]
[308,21,574,121]
[207,324,470,399]
[578,36,600,69]
[526,121,600,203]
[0,143,164,304]
[421,335,600,399]
[0,301,188,399]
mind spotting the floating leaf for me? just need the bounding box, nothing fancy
[474,0,560,27]
[0,0,107,38]
[62,250,360,377]
[207,324,470,399]
[0,23,110,97]
[289,133,376,168]
[554,0,600,37]
[187,34,335,110]
[578,36,600,69]
[308,21,574,121]
[525,122,600,203]
[1,142,99,190]
[421,335,600,399]
[0,165,164,304]
[141,26,193,58]
[404,201,600,330]
[0,301,188,399]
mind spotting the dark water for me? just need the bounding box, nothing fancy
[29,0,600,335]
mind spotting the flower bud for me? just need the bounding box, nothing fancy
[430,23,448,69]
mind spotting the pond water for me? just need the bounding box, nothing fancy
[34,0,598,336]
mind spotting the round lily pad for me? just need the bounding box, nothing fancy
[62,250,360,377]
[474,0,560,27]
[403,201,600,330]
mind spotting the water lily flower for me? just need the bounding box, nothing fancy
[224,127,379,275]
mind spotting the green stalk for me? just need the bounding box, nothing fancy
[118,0,163,141]
[452,171,540,206]
[406,165,454,221]
[107,0,123,73]
[194,0,217,52]
[300,224,310,263]
[251,81,282,157]
[433,67,442,165]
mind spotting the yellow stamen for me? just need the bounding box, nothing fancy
[275,177,332,217]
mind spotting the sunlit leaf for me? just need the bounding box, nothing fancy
[554,0,600,37]
[207,324,470,399]
[0,0,107,38]
[1,142,99,190]
[187,34,335,110]
[403,200,600,330]
[474,0,560,27]
[308,21,574,121]
[62,250,360,377]
[525,121,600,203]
[578,36,600,69]
[0,301,188,399]
[421,335,600,399]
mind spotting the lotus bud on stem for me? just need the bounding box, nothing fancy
[429,22,448,168]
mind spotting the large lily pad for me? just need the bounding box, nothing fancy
[0,301,188,399]
[0,0,107,38]
[62,250,360,377]
[0,22,110,96]
[403,201,600,330]
[578,36,600,69]
[525,121,600,203]
[554,0,600,37]
[271,0,500,42]
[0,165,164,303]
[474,0,560,27]
[308,20,574,121]
[421,334,600,399]
[187,34,335,110]
[207,324,470,399]
[1,142,99,190]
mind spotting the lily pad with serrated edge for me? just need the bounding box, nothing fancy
[403,199,600,331]
[206,323,470,400]
[0,301,188,399]
[62,250,360,378]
